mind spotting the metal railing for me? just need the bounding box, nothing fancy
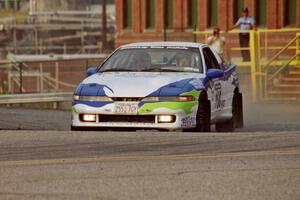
[0,53,108,94]
[263,34,300,99]
[267,52,300,82]
[193,28,300,101]
[262,33,300,71]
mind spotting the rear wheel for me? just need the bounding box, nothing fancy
[215,93,238,132]
[194,95,211,132]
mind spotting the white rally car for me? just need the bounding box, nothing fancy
[71,42,243,132]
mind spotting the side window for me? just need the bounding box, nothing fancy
[206,48,220,69]
[210,48,223,65]
[211,48,227,69]
[203,48,220,70]
[203,50,212,70]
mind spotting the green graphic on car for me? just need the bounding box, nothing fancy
[138,90,202,114]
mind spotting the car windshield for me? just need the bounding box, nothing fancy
[99,46,203,73]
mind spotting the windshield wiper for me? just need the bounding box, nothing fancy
[100,68,135,72]
[141,67,182,72]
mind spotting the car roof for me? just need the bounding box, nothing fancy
[121,42,207,48]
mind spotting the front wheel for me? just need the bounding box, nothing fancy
[236,92,244,128]
[194,96,211,132]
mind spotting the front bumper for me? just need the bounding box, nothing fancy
[71,101,198,130]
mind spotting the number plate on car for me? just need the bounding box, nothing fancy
[114,102,138,114]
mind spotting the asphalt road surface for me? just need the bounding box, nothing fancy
[0,131,299,200]
[0,100,299,199]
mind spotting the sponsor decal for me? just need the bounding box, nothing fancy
[181,116,196,127]
[212,81,225,109]
[207,80,225,110]
[215,90,225,109]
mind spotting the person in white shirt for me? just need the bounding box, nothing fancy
[228,7,256,61]
[207,27,225,58]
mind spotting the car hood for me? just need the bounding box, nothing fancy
[75,72,205,97]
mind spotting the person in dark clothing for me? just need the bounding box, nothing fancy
[228,8,256,61]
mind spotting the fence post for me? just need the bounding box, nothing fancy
[86,59,89,71]
[19,63,23,94]
[81,21,85,53]
[193,24,197,42]
[13,26,17,54]
[163,25,167,41]
[249,30,261,102]
[39,63,43,92]
[35,27,39,55]
[256,31,263,100]
[14,0,18,10]
[8,69,11,93]
[102,0,107,52]
[55,62,59,91]
[4,0,9,10]
[297,33,300,65]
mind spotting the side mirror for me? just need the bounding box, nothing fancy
[87,67,97,77]
[207,68,224,79]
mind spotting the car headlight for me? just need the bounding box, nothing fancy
[80,114,97,122]
[73,95,80,100]
[73,95,113,101]
[142,96,194,102]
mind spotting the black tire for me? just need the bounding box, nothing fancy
[194,96,211,132]
[70,125,84,131]
[236,92,244,128]
[71,126,108,131]
[215,94,238,132]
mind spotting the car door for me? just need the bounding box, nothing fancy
[210,49,235,117]
[202,47,225,119]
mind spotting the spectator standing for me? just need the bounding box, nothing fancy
[229,7,256,61]
[207,27,225,58]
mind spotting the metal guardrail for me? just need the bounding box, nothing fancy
[0,54,108,66]
[29,11,106,16]
[7,54,108,63]
[0,92,73,104]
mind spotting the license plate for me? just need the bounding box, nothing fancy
[114,102,138,114]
